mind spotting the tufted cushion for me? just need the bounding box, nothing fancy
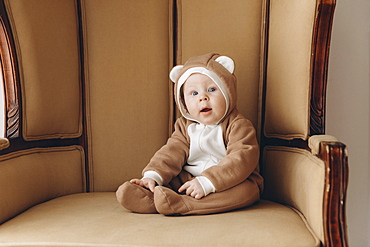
[81,0,171,191]
[264,0,316,140]
[5,0,82,141]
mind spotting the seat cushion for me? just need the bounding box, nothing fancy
[0,193,320,247]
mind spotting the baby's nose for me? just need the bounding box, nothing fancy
[199,94,209,101]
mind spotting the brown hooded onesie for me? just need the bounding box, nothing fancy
[116,53,263,215]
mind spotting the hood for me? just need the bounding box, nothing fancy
[169,53,237,124]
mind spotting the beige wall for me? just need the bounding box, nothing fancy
[326,0,370,246]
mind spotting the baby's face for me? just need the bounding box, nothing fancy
[183,73,226,125]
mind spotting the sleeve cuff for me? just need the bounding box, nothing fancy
[143,171,163,186]
[196,176,216,196]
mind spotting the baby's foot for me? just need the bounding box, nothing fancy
[116,181,157,214]
[154,186,191,215]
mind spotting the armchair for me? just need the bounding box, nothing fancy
[0,0,348,246]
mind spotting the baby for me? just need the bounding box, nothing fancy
[116,53,263,215]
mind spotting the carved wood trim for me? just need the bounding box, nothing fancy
[310,0,336,135]
[0,16,19,138]
[319,141,349,247]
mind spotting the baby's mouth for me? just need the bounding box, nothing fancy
[200,108,212,113]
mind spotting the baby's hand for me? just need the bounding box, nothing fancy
[130,178,156,192]
[178,179,205,200]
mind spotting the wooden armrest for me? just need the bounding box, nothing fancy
[318,140,349,247]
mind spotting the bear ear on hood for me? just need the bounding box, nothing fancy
[215,56,235,74]
[169,65,183,83]
[169,55,234,83]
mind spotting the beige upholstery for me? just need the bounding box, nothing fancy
[0,146,85,224]
[0,193,320,247]
[264,0,316,140]
[5,0,82,141]
[262,146,325,243]
[177,0,264,129]
[81,0,171,191]
[0,0,340,246]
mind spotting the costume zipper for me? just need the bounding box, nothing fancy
[198,124,206,154]
[199,125,213,172]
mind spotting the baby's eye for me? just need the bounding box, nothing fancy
[191,91,198,96]
[208,87,216,92]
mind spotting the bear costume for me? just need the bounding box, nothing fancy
[116,53,263,215]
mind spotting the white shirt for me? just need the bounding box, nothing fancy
[144,123,226,196]
[185,123,226,175]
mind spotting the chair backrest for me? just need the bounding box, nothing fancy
[2,0,332,190]
[264,0,318,140]
[80,0,171,191]
[81,0,268,191]
[175,0,264,129]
